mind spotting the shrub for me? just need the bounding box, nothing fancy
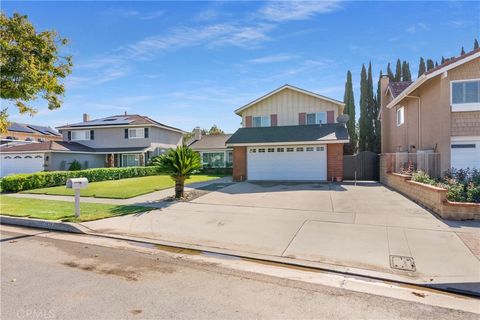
[466,183,480,203]
[68,160,82,171]
[411,171,436,185]
[0,166,164,192]
[446,183,466,202]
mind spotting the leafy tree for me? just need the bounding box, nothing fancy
[474,38,479,50]
[401,61,412,81]
[418,57,426,77]
[461,46,465,55]
[343,70,357,154]
[151,146,202,198]
[394,59,402,82]
[386,63,394,80]
[358,65,369,151]
[426,59,435,71]
[0,12,72,133]
[207,124,224,135]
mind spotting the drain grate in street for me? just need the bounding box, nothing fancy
[390,255,416,272]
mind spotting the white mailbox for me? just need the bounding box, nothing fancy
[66,178,89,189]
[66,178,89,217]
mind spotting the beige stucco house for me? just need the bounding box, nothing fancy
[226,84,349,181]
[380,48,480,174]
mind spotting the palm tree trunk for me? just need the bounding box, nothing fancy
[175,177,185,199]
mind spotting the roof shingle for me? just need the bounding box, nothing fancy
[189,134,232,150]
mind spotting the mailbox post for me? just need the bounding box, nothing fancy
[66,178,89,217]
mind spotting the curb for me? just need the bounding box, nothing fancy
[0,216,87,234]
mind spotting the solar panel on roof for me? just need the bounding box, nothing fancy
[8,123,34,133]
[70,116,133,127]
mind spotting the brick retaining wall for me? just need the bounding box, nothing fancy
[380,155,480,220]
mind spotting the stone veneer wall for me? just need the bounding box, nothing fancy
[380,155,480,220]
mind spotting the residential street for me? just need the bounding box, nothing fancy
[1,227,477,320]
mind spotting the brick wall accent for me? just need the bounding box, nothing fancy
[380,155,479,220]
[232,146,247,181]
[451,111,480,136]
[327,143,343,181]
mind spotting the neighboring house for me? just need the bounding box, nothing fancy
[226,84,349,181]
[0,113,183,177]
[1,122,61,145]
[380,48,480,173]
[188,128,233,168]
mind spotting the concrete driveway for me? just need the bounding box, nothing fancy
[83,181,480,294]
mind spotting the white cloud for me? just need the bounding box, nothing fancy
[247,54,296,64]
[102,8,164,20]
[406,22,429,33]
[259,0,341,22]
[195,9,218,21]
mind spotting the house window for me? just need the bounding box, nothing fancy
[286,147,294,152]
[71,130,91,141]
[201,152,225,167]
[451,144,476,148]
[258,148,265,153]
[267,148,275,152]
[252,116,270,127]
[127,128,145,139]
[227,151,233,167]
[122,154,140,167]
[451,80,480,111]
[296,147,304,152]
[316,146,324,151]
[277,148,284,152]
[249,148,256,153]
[396,107,404,126]
[306,112,327,125]
[306,147,314,152]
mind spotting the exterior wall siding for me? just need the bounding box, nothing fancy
[327,143,343,181]
[451,112,480,136]
[46,152,105,171]
[60,126,182,149]
[241,88,341,127]
[232,146,247,181]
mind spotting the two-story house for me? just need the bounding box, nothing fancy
[1,122,62,145]
[0,113,183,176]
[380,48,480,174]
[226,84,349,181]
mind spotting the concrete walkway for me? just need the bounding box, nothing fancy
[7,177,233,207]
[81,182,480,295]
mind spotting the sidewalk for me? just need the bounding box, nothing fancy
[7,177,233,207]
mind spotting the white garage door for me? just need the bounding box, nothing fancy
[247,145,327,181]
[451,138,480,169]
[1,153,45,177]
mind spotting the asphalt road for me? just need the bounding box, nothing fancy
[1,228,476,320]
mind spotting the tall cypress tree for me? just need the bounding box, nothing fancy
[418,57,426,77]
[402,61,412,81]
[387,63,394,80]
[343,70,357,154]
[394,59,402,82]
[366,62,376,151]
[474,38,479,50]
[358,65,368,152]
[426,59,435,71]
[461,46,466,55]
[441,56,445,64]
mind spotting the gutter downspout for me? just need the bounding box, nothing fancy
[406,95,421,150]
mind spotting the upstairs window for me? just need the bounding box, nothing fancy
[125,128,148,139]
[71,130,91,141]
[396,107,404,126]
[252,116,270,127]
[306,112,327,125]
[451,80,480,111]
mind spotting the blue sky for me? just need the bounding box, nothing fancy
[2,1,479,132]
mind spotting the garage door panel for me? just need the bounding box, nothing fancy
[451,139,480,169]
[247,145,327,181]
[1,153,45,177]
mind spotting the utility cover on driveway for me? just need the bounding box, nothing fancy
[390,255,416,272]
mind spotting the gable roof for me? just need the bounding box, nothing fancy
[226,123,349,146]
[8,122,60,136]
[234,84,345,115]
[189,134,232,150]
[387,81,413,98]
[386,48,480,109]
[56,114,184,133]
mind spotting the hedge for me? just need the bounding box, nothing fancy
[1,166,164,192]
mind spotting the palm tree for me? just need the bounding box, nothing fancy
[152,146,202,198]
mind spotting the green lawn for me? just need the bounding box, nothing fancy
[21,174,221,199]
[0,196,151,222]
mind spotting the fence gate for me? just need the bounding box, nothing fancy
[343,151,379,181]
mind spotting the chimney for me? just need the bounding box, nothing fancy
[83,113,90,122]
[124,111,127,116]
[193,127,202,141]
